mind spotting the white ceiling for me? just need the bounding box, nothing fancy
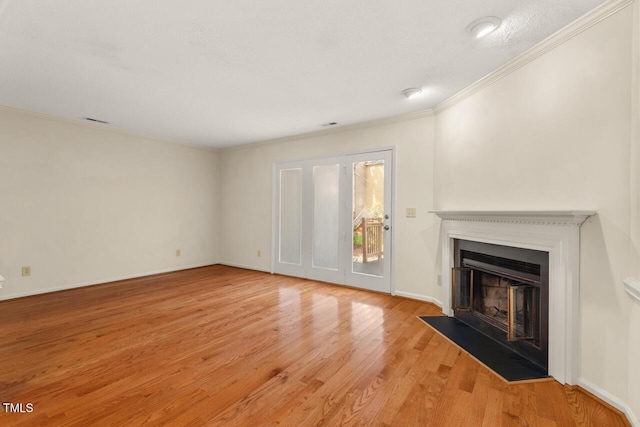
[0,0,606,148]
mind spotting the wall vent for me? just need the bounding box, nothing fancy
[83,117,109,124]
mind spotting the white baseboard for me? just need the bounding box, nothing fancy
[218,261,272,273]
[395,290,443,309]
[0,262,219,301]
[578,378,639,427]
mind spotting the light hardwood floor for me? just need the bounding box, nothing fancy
[0,265,629,426]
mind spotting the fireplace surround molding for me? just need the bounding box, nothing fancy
[431,210,596,385]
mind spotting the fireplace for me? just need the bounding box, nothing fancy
[452,239,549,371]
[432,210,595,384]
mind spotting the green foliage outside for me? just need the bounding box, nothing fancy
[353,231,363,246]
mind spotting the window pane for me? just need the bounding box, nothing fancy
[313,164,340,270]
[352,160,384,277]
[279,168,302,264]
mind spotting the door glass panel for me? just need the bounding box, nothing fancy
[313,164,340,270]
[351,160,384,276]
[279,168,302,264]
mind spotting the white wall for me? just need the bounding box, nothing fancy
[218,7,640,417]
[1,1,637,421]
[627,0,640,422]
[435,3,637,419]
[0,107,220,299]
[219,115,440,301]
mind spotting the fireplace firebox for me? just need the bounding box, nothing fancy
[453,239,549,371]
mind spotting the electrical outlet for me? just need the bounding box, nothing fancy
[406,208,417,218]
[22,266,31,277]
[257,250,261,257]
[176,249,181,257]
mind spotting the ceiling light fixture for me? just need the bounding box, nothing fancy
[467,16,501,38]
[402,88,422,99]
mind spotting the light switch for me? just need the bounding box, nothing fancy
[406,208,417,218]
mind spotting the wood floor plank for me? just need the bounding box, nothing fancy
[0,265,630,426]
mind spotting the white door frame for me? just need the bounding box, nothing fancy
[271,147,396,294]
[344,150,393,293]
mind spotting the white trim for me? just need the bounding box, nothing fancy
[433,211,596,385]
[390,145,398,296]
[434,0,634,114]
[216,0,631,152]
[578,378,640,427]
[224,0,630,152]
[623,277,640,303]
[431,210,596,226]
[271,162,278,274]
[0,262,219,301]
[218,262,272,273]
[10,0,626,154]
[395,290,443,308]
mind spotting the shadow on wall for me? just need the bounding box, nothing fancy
[428,215,442,305]
[579,214,630,388]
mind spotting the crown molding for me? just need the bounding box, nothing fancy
[225,0,632,151]
[430,210,597,226]
[434,0,634,114]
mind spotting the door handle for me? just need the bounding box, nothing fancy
[384,225,390,231]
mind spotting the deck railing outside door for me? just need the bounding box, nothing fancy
[361,217,383,263]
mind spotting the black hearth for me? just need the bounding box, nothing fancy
[452,240,549,371]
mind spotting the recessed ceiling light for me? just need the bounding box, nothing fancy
[467,16,501,38]
[401,88,422,99]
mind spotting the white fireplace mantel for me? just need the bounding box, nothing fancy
[431,210,596,385]
[431,210,595,226]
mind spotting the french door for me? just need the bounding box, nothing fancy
[273,150,393,293]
